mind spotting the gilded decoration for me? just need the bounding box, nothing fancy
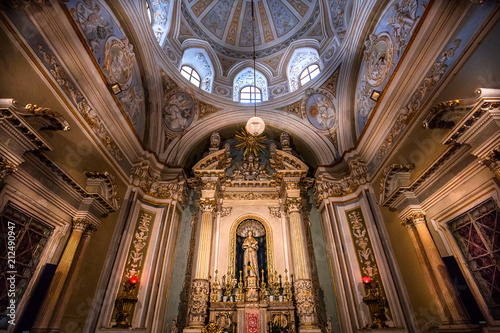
[235,128,266,157]
[229,215,274,279]
[294,279,316,324]
[378,163,414,206]
[345,208,392,320]
[24,103,70,131]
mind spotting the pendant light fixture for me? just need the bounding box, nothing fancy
[245,0,265,137]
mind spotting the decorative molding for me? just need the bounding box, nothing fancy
[374,40,461,164]
[285,197,302,213]
[479,147,500,180]
[84,171,120,210]
[314,158,368,206]
[7,0,45,9]
[130,158,187,202]
[199,198,217,212]
[196,100,221,119]
[379,164,414,206]
[36,44,123,160]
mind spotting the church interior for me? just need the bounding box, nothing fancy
[0,0,500,332]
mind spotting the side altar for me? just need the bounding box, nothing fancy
[183,131,321,333]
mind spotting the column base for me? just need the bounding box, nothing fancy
[183,327,203,333]
[298,326,321,333]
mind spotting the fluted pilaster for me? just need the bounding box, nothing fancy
[32,219,90,331]
[402,211,467,323]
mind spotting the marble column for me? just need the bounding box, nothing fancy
[32,219,90,332]
[286,197,319,331]
[405,211,468,323]
[48,225,97,330]
[186,197,216,329]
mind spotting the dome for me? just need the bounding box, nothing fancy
[181,0,320,58]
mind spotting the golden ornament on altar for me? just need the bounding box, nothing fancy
[235,127,266,157]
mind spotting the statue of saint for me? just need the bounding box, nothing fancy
[242,230,259,283]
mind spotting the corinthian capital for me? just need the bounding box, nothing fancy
[400,210,426,229]
[479,148,500,180]
[0,156,17,182]
[286,197,302,213]
[72,219,91,231]
[199,198,217,213]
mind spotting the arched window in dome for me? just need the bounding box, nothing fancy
[299,64,320,86]
[148,0,171,46]
[180,48,214,93]
[287,48,321,92]
[240,86,262,103]
[180,65,201,87]
[233,68,268,102]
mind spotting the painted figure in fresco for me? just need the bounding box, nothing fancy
[242,230,259,284]
[309,95,336,128]
[164,93,193,131]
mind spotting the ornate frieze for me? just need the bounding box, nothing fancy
[130,159,187,202]
[294,279,317,325]
[320,65,340,99]
[196,101,221,119]
[314,159,368,206]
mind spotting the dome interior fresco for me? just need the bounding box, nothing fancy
[181,0,320,57]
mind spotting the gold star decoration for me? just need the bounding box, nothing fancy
[235,127,266,157]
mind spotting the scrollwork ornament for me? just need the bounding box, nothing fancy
[294,279,317,325]
[188,279,210,326]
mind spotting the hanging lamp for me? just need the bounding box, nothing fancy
[245,0,265,136]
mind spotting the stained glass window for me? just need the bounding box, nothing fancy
[448,198,500,319]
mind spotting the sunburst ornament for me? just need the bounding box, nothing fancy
[235,127,266,157]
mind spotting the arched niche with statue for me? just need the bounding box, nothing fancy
[229,215,274,286]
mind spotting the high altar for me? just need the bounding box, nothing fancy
[183,131,320,333]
